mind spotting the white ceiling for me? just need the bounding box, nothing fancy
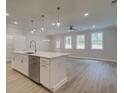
[6,0,117,34]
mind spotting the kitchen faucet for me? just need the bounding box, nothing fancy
[30,40,37,53]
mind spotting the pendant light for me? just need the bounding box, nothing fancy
[30,20,36,34]
[41,14,46,32]
[56,7,61,27]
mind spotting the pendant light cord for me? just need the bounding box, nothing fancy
[41,15,45,28]
[57,7,60,23]
[31,20,34,30]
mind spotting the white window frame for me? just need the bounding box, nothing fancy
[76,35,85,49]
[64,36,72,49]
[91,32,103,50]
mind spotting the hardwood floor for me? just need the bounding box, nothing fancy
[6,59,117,93]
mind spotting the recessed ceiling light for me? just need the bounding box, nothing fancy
[84,13,89,16]
[6,13,9,16]
[14,21,18,24]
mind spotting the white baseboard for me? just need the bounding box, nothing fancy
[68,56,117,63]
[52,77,68,92]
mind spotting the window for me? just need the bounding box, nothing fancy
[91,32,103,49]
[55,40,60,48]
[76,35,85,49]
[65,36,72,49]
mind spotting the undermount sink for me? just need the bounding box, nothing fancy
[24,51,35,54]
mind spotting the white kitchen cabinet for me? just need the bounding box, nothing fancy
[50,57,67,92]
[12,51,69,92]
[12,54,20,70]
[19,55,29,76]
[40,57,67,92]
[40,58,50,88]
[12,54,29,76]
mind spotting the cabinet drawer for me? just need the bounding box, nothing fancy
[40,58,49,65]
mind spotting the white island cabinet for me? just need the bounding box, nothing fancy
[40,57,67,92]
[12,51,69,92]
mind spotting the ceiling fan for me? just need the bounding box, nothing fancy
[68,25,79,32]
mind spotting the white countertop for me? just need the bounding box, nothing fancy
[14,51,69,59]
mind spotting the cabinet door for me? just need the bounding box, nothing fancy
[12,54,29,76]
[19,55,29,76]
[12,55,16,69]
[12,54,20,70]
[40,58,50,88]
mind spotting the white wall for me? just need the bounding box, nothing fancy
[6,23,117,62]
[6,24,24,62]
[6,24,51,62]
[25,35,50,51]
[6,35,14,62]
[14,35,26,51]
[50,26,117,62]
[6,24,24,35]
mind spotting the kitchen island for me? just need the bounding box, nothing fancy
[11,51,69,92]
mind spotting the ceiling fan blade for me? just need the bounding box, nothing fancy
[69,25,78,31]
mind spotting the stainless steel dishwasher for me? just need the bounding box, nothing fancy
[29,55,40,84]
